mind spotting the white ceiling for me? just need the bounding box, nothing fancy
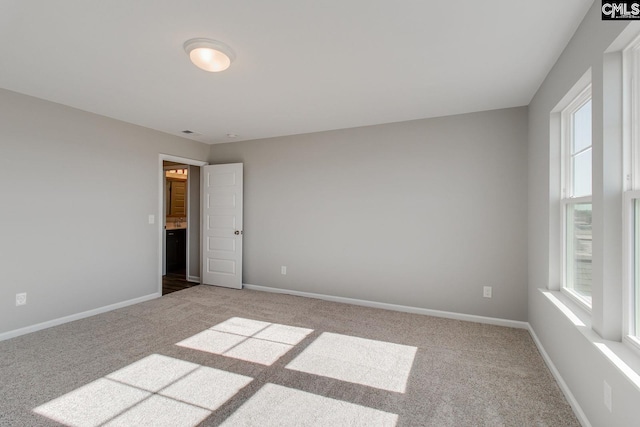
[0,1,593,144]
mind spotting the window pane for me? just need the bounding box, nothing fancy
[566,203,592,303]
[572,149,592,197]
[635,200,640,338]
[572,99,592,154]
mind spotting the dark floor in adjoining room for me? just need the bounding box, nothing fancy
[162,269,197,295]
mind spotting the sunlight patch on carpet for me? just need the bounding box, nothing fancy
[286,332,417,393]
[34,354,252,427]
[102,394,210,427]
[161,365,253,410]
[176,317,313,365]
[34,378,150,427]
[219,383,398,427]
[107,354,199,392]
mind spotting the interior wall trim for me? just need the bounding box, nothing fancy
[242,283,528,329]
[187,275,201,283]
[158,153,208,296]
[528,325,592,427]
[0,293,161,343]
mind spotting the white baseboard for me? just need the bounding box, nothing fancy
[187,275,201,283]
[242,283,528,329]
[527,325,591,427]
[0,293,161,342]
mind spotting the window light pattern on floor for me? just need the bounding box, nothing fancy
[176,317,314,365]
[219,383,398,427]
[33,354,252,427]
[286,332,417,393]
[34,318,412,426]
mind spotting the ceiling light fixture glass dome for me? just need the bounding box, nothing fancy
[184,38,235,72]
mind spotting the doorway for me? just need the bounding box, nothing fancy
[163,162,189,294]
[159,155,207,295]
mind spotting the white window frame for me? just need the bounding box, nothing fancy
[560,85,593,311]
[623,191,640,351]
[622,36,640,352]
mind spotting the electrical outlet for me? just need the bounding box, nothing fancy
[604,380,612,412]
[483,286,492,298]
[281,266,287,275]
[16,293,27,306]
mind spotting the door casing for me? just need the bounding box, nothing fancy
[158,154,207,294]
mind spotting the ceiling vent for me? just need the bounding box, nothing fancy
[181,130,203,137]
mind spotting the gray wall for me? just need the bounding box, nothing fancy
[0,88,209,336]
[528,2,640,426]
[210,107,529,321]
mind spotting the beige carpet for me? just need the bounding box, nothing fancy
[0,285,579,426]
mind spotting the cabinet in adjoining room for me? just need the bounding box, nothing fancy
[166,228,186,272]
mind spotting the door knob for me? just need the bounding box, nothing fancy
[234,230,241,235]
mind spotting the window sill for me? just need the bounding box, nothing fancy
[624,335,640,358]
[539,288,640,392]
[542,288,591,328]
[560,287,592,313]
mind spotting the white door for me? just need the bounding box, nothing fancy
[201,163,243,289]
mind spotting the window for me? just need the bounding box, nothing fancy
[561,87,592,308]
[625,177,640,349]
[624,38,640,349]
[633,200,640,342]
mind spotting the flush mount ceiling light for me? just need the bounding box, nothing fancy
[184,38,235,72]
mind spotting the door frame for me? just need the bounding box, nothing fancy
[158,154,208,295]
